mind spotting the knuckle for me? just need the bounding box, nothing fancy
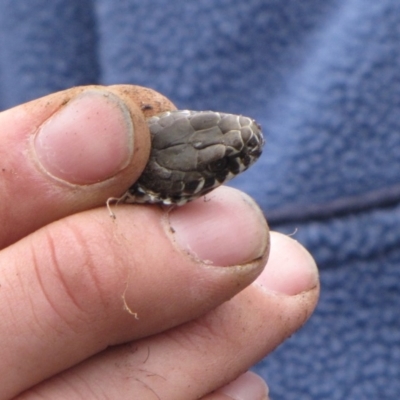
[29,220,126,333]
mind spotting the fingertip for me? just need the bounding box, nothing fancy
[216,371,270,400]
[33,89,135,184]
[256,231,319,296]
[0,85,161,247]
[168,186,270,267]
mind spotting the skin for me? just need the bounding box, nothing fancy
[0,85,319,400]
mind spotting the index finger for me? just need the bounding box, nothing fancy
[0,84,176,248]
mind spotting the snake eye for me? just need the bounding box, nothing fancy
[209,157,228,172]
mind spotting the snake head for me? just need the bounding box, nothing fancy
[125,110,265,205]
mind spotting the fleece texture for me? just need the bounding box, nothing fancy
[0,1,399,398]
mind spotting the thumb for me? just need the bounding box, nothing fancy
[0,84,175,248]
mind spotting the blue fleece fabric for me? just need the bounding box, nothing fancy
[1,0,399,398]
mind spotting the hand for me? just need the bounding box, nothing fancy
[0,85,319,400]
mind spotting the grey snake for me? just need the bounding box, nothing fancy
[121,110,264,205]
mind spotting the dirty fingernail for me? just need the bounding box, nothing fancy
[168,187,269,267]
[34,89,134,184]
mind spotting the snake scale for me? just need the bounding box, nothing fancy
[120,110,264,206]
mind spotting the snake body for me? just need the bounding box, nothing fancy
[122,110,264,205]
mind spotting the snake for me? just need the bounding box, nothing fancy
[119,110,264,206]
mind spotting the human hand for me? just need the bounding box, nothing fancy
[0,85,319,399]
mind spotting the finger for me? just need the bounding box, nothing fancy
[17,232,318,400]
[0,84,175,248]
[0,186,269,399]
[200,372,270,400]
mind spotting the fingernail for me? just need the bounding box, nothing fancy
[33,89,134,184]
[256,232,319,295]
[168,187,269,267]
[217,371,270,400]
